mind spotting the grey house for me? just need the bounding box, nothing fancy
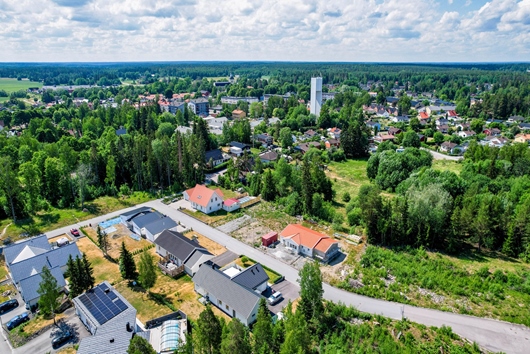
[229,263,269,294]
[193,262,262,326]
[119,207,152,228]
[130,211,164,236]
[4,235,81,308]
[154,230,213,276]
[143,216,178,242]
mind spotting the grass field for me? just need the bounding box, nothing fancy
[0,78,42,92]
[77,237,122,284]
[0,192,154,243]
[432,159,463,175]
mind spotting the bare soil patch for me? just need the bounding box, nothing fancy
[231,220,273,246]
[183,231,226,256]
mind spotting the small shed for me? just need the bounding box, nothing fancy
[262,232,278,247]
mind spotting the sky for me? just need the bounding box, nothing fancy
[0,0,529,62]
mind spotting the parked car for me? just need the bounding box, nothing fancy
[6,312,29,330]
[70,229,80,236]
[0,299,18,314]
[52,330,72,349]
[267,292,283,305]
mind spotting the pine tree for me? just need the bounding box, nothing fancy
[252,299,273,354]
[261,169,276,201]
[220,319,251,354]
[75,256,86,291]
[195,306,222,354]
[300,159,314,215]
[82,253,95,290]
[279,302,310,354]
[97,225,108,255]
[66,255,82,298]
[127,334,156,354]
[119,242,138,281]
[37,266,61,322]
[138,251,157,291]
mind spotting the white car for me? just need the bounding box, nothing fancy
[267,292,283,305]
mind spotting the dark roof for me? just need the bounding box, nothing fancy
[184,249,212,268]
[231,264,269,290]
[509,115,524,121]
[210,250,239,268]
[19,267,66,302]
[205,149,224,162]
[154,230,206,262]
[144,216,178,236]
[3,235,51,265]
[10,242,81,285]
[131,211,163,229]
[193,264,261,319]
[386,97,398,103]
[230,141,250,150]
[259,151,278,162]
[519,123,530,129]
[120,206,152,220]
[115,128,127,136]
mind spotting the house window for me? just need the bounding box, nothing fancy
[226,305,229,310]
[219,300,222,305]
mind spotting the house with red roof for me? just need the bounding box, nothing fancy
[279,224,340,263]
[222,198,240,212]
[419,111,429,120]
[184,184,224,214]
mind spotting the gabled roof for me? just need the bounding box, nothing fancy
[19,266,66,302]
[230,264,269,290]
[184,184,224,208]
[259,151,278,161]
[419,112,429,119]
[11,245,49,264]
[3,234,51,266]
[280,224,338,253]
[224,198,239,207]
[205,149,224,162]
[154,230,210,263]
[229,141,250,150]
[131,211,163,229]
[144,216,177,236]
[193,263,261,319]
[184,249,213,269]
[10,242,82,285]
[119,206,152,220]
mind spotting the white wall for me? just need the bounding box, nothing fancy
[310,77,322,117]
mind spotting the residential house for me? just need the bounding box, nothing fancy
[514,133,530,144]
[223,263,269,294]
[365,120,381,132]
[418,112,429,120]
[256,133,273,146]
[205,149,227,168]
[388,127,402,136]
[437,125,450,134]
[386,106,398,116]
[447,110,460,120]
[3,235,82,308]
[223,198,241,212]
[458,130,476,138]
[294,142,321,154]
[304,129,318,139]
[119,207,152,228]
[519,123,530,131]
[167,101,186,115]
[74,282,137,354]
[325,138,340,149]
[374,134,395,144]
[193,262,262,326]
[130,211,164,236]
[154,230,213,276]
[440,141,461,154]
[328,127,341,139]
[232,109,246,119]
[143,217,178,242]
[483,128,501,136]
[436,118,450,126]
[221,96,258,105]
[230,141,251,152]
[279,224,340,263]
[188,98,209,116]
[259,151,279,163]
[386,97,399,105]
[184,184,224,214]
[427,105,457,115]
[508,116,525,124]
[391,115,409,123]
[456,123,471,131]
[204,116,228,134]
[481,136,509,148]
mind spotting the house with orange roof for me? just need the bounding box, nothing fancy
[419,111,429,120]
[279,224,340,263]
[183,184,224,214]
[514,133,530,145]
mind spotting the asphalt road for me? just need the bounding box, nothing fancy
[422,147,463,161]
[35,199,530,354]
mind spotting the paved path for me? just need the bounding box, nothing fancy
[422,147,463,161]
[35,199,530,354]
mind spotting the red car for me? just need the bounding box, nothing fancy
[70,229,80,236]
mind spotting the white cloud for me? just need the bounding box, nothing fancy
[0,0,528,62]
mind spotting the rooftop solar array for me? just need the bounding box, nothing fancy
[78,283,128,325]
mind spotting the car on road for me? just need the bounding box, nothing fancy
[0,299,18,314]
[267,292,283,305]
[6,312,30,330]
[70,228,80,236]
[52,330,73,349]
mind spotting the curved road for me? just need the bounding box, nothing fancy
[43,200,529,354]
[422,147,463,161]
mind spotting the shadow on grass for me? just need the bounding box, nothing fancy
[453,243,521,265]
[83,202,101,215]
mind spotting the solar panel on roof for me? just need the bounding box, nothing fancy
[115,299,128,311]
[78,284,129,325]
[99,283,109,291]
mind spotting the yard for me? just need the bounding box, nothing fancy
[83,224,152,259]
[0,78,42,92]
[0,192,153,243]
[432,159,463,175]
[182,230,226,255]
[76,237,121,285]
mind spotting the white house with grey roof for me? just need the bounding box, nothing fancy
[193,262,263,326]
[223,263,269,294]
[154,230,214,276]
[75,281,137,354]
[3,234,81,308]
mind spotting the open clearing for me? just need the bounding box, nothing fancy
[76,237,121,285]
[0,78,42,92]
[432,159,463,174]
[84,223,152,259]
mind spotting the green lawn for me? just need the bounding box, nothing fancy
[432,159,463,175]
[0,97,8,103]
[0,191,154,242]
[0,78,42,92]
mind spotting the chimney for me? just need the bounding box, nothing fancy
[110,338,114,343]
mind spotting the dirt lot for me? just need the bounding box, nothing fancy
[183,231,226,256]
[231,220,273,246]
[83,224,152,259]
